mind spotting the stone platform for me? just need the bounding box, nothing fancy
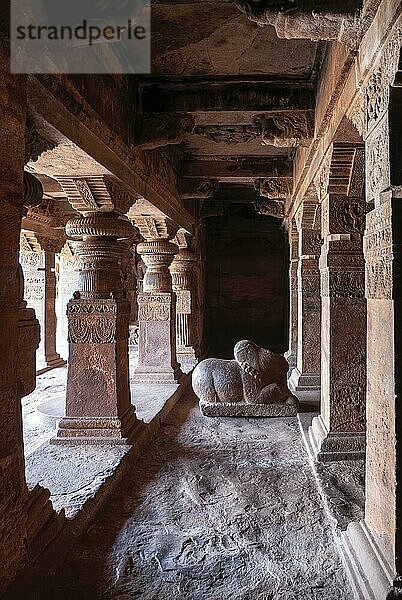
[200,400,299,417]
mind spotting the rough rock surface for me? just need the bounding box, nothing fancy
[47,394,353,599]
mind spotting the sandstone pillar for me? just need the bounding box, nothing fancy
[285,223,298,369]
[170,229,198,372]
[289,227,322,399]
[342,35,402,598]
[133,236,182,383]
[57,245,81,358]
[0,58,37,593]
[53,212,139,444]
[310,194,367,461]
[40,244,66,370]
[20,242,66,372]
[20,249,46,368]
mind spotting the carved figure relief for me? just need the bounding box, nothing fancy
[331,196,367,234]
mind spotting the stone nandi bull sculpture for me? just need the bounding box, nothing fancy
[192,340,298,416]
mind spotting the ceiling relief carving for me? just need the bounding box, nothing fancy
[234,0,363,47]
[254,111,314,147]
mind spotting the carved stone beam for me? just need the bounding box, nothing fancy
[255,199,285,218]
[25,117,57,165]
[134,114,195,150]
[56,175,138,216]
[194,124,260,145]
[234,0,363,48]
[178,178,219,199]
[181,157,292,181]
[254,177,293,218]
[257,177,293,199]
[141,81,315,114]
[253,111,314,147]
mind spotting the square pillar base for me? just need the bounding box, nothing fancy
[309,415,366,462]
[51,406,141,446]
[289,368,321,402]
[132,364,183,384]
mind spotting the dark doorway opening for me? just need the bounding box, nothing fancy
[204,203,289,358]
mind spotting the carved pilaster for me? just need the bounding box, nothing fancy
[289,224,322,398]
[310,194,367,461]
[53,212,139,444]
[343,198,402,599]
[285,224,299,368]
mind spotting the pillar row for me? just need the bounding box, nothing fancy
[53,211,139,444]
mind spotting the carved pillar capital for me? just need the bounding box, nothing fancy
[136,239,179,293]
[66,212,135,300]
[57,175,138,215]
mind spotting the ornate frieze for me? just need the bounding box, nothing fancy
[314,149,332,201]
[349,148,365,198]
[348,27,401,140]
[300,230,322,256]
[364,202,393,299]
[329,196,367,235]
[67,299,129,344]
[58,175,137,215]
[257,177,293,199]
[299,269,320,296]
[254,199,285,218]
[137,293,172,321]
[366,118,390,201]
[135,114,195,150]
[195,124,259,145]
[178,178,219,199]
[320,269,365,298]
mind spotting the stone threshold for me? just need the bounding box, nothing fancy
[298,412,365,532]
[298,412,367,598]
[4,376,190,600]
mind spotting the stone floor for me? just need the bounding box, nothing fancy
[43,393,354,600]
